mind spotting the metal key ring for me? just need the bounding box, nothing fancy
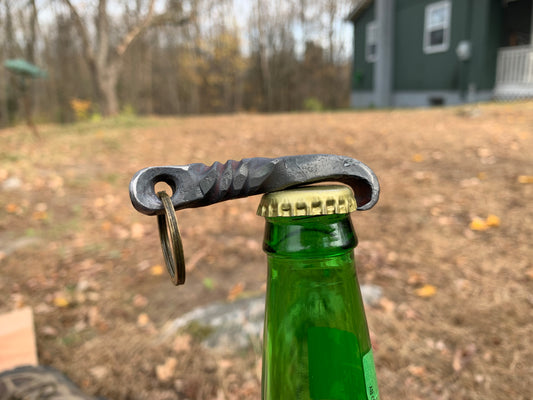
[157,191,186,285]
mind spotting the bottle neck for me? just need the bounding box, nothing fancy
[262,213,358,259]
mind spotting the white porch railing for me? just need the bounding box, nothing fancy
[495,45,533,99]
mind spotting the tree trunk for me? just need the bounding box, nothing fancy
[97,64,120,116]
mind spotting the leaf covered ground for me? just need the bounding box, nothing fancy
[1,103,532,399]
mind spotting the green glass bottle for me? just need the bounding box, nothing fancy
[257,185,380,400]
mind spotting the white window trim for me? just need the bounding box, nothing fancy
[365,21,378,63]
[423,1,452,54]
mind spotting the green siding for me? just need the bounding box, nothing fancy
[393,0,501,92]
[350,0,503,95]
[394,0,466,91]
[352,4,375,91]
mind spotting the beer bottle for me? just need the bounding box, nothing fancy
[257,185,380,400]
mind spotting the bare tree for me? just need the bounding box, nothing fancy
[61,0,191,116]
[0,0,41,134]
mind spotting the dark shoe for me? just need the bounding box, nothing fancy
[0,366,101,400]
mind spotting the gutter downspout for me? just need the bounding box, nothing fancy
[460,0,474,101]
[374,0,395,107]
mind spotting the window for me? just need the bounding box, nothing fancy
[424,1,451,54]
[365,22,377,63]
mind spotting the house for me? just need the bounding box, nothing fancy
[347,0,533,108]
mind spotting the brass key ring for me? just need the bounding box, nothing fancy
[157,191,185,285]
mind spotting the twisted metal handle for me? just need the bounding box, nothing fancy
[129,154,379,215]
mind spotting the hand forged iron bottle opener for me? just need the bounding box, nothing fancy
[129,154,381,399]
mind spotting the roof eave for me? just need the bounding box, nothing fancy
[346,0,374,22]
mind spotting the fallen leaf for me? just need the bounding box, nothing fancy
[74,320,87,332]
[412,154,424,163]
[12,293,25,308]
[5,203,21,214]
[40,325,58,337]
[485,214,500,227]
[218,359,235,371]
[227,282,245,302]
[34,302,53,314]
[469,218,488,231]
[477,147,492,159]
[408,271,425,285]
[452,344,477,372]
[460,177,480,188]
[407,365,427,377]
[150,265,164,276]
[101,221,112,232]
[35,202,48,212]
[156,357,178,382]
[173,334,192,353]
[53,296,70,308]
[133,294,148,308]
[32,211,48,221]
[130,223,145,239]
[89,366,109,380]
[112,226,129,239]
[415,284,437,298]
[137,312,150,327]
[517,175,533,184]
[379,297,396,313]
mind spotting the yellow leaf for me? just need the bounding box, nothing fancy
[517,175,533,184]
[53,296,69,308]
[477,172,487,180]
[415,284,437,298]
[150,265,164,276]
[412,154,424,163]
[469,218,488,231]
[101,221,112,232]
[32,211,48,221]
[5,203,20,214]
[485,214,500,227]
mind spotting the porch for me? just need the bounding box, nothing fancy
[494,45,533,99]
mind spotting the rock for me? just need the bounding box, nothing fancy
[360,284,383,307]
[162,285,383,353]
[0,237,42,258]
[161,296,265,352]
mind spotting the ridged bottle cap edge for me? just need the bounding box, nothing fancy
[256,185,357,217]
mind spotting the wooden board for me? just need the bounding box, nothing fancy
[0,307,38,372]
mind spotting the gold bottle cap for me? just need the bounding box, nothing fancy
[256,185,357,217]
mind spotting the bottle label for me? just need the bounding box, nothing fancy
[362,350,380,400]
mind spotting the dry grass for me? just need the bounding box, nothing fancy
[1,102,532,399]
